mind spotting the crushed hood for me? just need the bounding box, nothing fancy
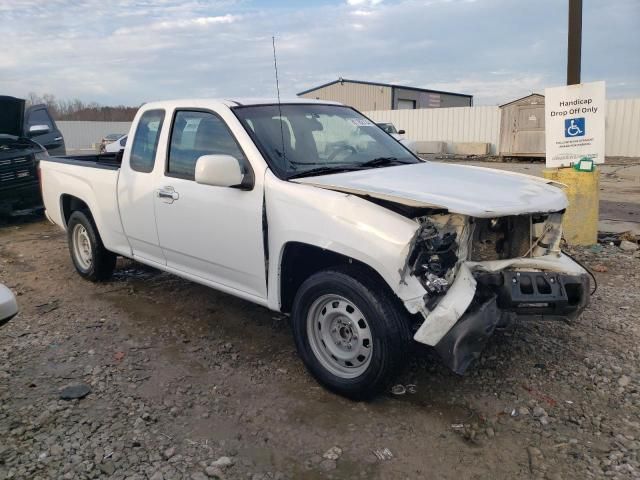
[292,162,568,217]
[0,96,25,137]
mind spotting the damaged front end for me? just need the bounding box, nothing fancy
[406,211,590,375]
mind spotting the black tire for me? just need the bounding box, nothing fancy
[291,267,411,400]
[67,210,116,282]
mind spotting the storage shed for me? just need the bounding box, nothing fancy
[297,78,472,112]
[499,93,545,157]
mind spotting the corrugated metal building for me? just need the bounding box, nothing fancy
[297,78,472,111]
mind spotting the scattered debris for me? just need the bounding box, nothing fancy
[592,264,608,272]
[163,447,176,460]
[322,446,342,461]
[36,299,60,314]
[113,351,126,362]
[204,465,223,478]
[532,406,547,418]
[391,384,406,395]
[620,240,639,252]
[391,383,417,395]
[618,375,631,387]
[372,448,393,461]
[620,231,638,243]
[210,456,234,468]
[59,383,91,400]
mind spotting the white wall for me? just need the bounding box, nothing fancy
[365,106,501,154]
[57,99,640,156]
[57,121,132,150]
[366,98,640,157]
[606,98,640,157]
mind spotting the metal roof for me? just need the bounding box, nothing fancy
[297,78,473,99]
[499,93,545,108]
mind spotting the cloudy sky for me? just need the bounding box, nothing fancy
[1,0,638,106]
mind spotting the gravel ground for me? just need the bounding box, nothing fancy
[0,220,639,480]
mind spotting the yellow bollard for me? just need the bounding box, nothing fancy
[542,167,600,246]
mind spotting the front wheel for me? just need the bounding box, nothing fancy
[67,210,116,282]
[291,268,411,400]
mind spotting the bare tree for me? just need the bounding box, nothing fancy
[24,92,138,121]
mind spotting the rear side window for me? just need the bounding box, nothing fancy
[130,110,165,173]
[28,109,53,129]
[167,110,246,180]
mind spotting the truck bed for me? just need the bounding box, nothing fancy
[40,152,130,255]
[45,152,121,170]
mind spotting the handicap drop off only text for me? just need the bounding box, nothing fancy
[550,98,598,116]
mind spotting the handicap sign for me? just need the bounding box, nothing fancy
[564,117,585,138]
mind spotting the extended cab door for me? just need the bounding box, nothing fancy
[153,108,267,300]
[117,109,167,265]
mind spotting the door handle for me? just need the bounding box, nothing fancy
[53,136,63,141]
[157,187,179,201]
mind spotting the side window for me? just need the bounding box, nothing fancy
[168,110,246,180]
[27,109,53,129]
[130,110,165,173]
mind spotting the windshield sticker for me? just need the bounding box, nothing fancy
[348,118,375,127]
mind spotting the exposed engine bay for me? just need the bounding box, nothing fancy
[406,211,589,374]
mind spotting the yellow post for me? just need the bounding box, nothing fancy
[543,167,599,245]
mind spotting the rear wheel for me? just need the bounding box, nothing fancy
[67,210,116,281]
[291,268,411,400]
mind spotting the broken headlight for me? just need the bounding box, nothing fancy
[410,220,458,299]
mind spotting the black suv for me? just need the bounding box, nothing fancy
[0,95,66,216]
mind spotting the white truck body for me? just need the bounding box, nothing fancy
[40,98,590,397]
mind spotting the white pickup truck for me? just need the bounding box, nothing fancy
[40,98,590,398]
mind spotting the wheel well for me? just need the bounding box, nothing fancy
[279,242,394,314]
[61,195,91,226]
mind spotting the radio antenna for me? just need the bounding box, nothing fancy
[272,36,287,166]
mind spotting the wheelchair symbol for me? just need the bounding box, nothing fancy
[565,117,585,138]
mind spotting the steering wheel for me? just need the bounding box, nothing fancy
[328,145,358,162]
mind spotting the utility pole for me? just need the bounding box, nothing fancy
[544,0,600,246]
[567,0,582,85]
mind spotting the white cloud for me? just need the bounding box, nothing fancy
[0,0,637,105]
[347,0,383,5]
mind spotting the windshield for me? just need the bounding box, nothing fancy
[233,104,420,179]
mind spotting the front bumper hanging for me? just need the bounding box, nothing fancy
[433,270,590,374]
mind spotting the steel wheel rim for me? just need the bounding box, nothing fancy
[72,224,93,270]
[307,294,373,379]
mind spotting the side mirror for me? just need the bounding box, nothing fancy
[0,284,18,327]
[398,129,406,135]
[29,124,50,135]
[195,155,244,188]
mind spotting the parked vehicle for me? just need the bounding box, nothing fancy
[376,122,417,153]
[99,133,126,153]
[104,134,127,153]
[0,95,64,215]
[39,99,590,399]
[0,284,18,327]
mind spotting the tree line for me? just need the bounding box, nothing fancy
[26,93,138,121]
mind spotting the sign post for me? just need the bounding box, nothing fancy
[543,81,605,245]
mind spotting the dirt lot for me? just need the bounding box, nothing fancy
[1,163,640,479]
